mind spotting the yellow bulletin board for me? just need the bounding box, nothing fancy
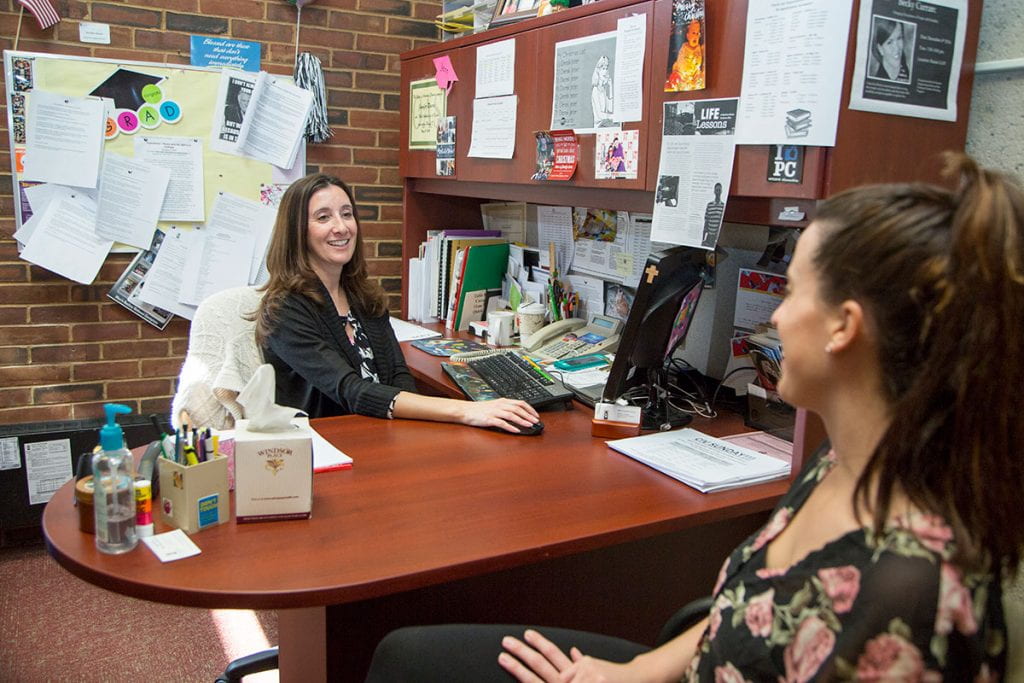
[3,50,297,239]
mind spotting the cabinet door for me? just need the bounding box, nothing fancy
[400,48,476,180]
[520,3,654,190]
[449,28,543,184]
[647,0,826,200]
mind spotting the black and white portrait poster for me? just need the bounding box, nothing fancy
[551,31,620,133]
[849,0,966,121]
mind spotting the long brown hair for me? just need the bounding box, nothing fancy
[813,154,1024,576]
[255,173,386,344]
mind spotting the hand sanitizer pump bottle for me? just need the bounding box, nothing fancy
[93,403,138,554]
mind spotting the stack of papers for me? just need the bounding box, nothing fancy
[607,428,790,493]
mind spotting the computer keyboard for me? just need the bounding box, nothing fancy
[443,351,574,408]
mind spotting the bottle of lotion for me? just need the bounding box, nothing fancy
[93,403,137,554]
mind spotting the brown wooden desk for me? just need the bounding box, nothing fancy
[43,336,788,681]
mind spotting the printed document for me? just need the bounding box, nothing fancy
[475,38,515,99]
[848,0,966,122]
[22,91,105,188]
[651,98,739,249]
[21,189,111,284]
[137,226,200,320]
[468,95,517,159]
[310,427,354,473]
[15,183,96,247]
[95,152,171,249]
[134,136,205,222]
[607,428,791,493]
[613,14,646,123]
[537,205,575,274]
[551,32,620,133]
[389,317,442,343]
[211,70,312,168]
[177,193,273,306]
[24,439,73,505]
[735,0,853,146]
[237,76,312,168]
[142,529,202,562]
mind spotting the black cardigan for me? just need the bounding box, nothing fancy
[262,285,418,419]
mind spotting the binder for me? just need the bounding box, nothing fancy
[444,247,468,331]
[439,235,506,320]
[451,242,509,331]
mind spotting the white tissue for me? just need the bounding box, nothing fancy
[236,364,306,432]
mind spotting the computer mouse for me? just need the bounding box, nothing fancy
[488,421,544,436]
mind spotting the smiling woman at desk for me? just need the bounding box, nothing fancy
[367,154,1024,681]
[256,173,538,433]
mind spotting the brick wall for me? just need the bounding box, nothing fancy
[0,0,439,425]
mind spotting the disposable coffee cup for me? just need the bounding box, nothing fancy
[487,310,515,346]
[517,302,547,338]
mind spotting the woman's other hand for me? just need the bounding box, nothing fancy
[499,630,637,682]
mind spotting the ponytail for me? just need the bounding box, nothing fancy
[816,154,1024,576]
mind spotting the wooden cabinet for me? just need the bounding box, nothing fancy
[398,0,982,462]
[400,0,981,236]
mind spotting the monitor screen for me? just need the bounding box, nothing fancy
[601,245,706,427]
[664,279,703,360]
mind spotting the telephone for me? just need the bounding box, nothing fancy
[522,314,622,360]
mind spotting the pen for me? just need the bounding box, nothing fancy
[174,429,182,464]
[149,414,165,441]
[160,434,174,460]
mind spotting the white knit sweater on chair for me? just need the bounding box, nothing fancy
[171,286,264,430]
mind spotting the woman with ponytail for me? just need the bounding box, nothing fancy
[367,155,1022,681]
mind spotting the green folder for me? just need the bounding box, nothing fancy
[452,242,509,331]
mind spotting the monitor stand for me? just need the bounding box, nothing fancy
[640,368,693,431]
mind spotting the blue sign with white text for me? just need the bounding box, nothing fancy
[190,36,261,72]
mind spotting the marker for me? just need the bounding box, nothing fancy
[184,444,199,466]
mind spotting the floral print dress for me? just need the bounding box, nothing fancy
[685,451,1006,681]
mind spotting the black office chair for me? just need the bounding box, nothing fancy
[215,647,278,682]
[213,597,715,681]
[655,595,714,646]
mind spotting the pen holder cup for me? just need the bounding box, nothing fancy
[157,455,230,534]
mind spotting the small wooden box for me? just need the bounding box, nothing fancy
[157,455,230,533]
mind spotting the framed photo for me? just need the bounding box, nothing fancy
[490,0,541,27]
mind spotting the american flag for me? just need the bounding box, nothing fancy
[18,0,61,29]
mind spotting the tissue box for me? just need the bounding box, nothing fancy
[158,455,230,533]
[234,416,313,522]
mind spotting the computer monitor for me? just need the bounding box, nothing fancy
[601,245,706,430]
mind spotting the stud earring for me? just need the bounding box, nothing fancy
[824,342,834,354]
